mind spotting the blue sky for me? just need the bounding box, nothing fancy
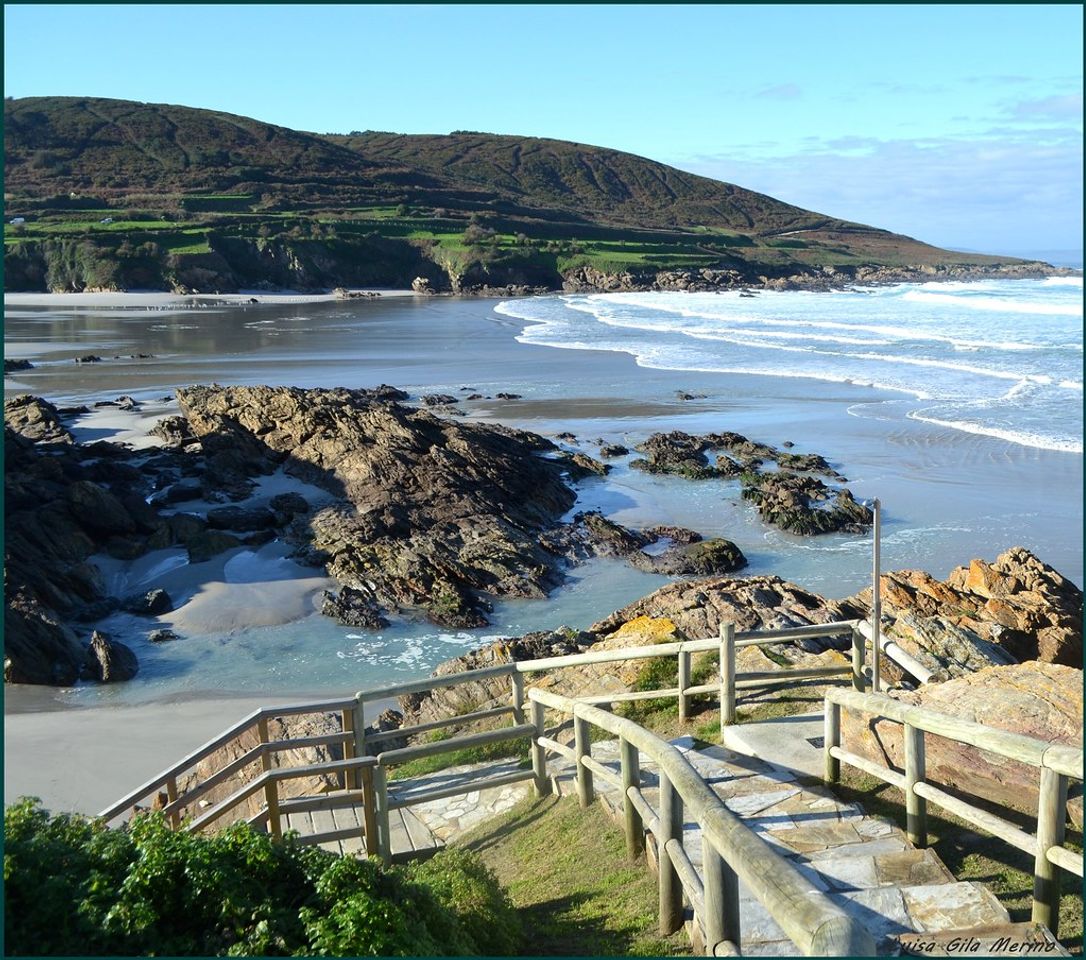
[4,4,1082,255]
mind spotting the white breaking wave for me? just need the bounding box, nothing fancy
[902,290,1082,317]
[497,277,1082,453]
[1042,276,1083,287]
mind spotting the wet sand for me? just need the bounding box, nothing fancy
[4,691,397,815]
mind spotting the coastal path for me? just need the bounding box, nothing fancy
[98,618,1081,955]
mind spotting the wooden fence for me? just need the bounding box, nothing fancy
[528,686,874,956]
[823,687,1084,937]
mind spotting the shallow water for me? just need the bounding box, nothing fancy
[4,284,1082,708]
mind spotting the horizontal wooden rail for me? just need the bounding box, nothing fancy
[163,744,266,818]
[626,785,660,836]
[376,723,535,766]
[357,663,516,700]
[665,836,705,918]
[825,688,1083,775]
[580,755,622,789]
[267,731,354,753]
[389,769,535,810]
[366,704,516,743]
[578,687,682,705]
[1047,845,1084,878]
[828,746,907,790]
[535,735,575,761]
[912,781,1038,856]
[825,687,1083,937]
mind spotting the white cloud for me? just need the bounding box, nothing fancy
[1010,92,1083,120]
[676,134,1083,253]
[754,83,802,100]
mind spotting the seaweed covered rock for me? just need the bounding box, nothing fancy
[741,472,872,535]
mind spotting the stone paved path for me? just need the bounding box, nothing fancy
[284,736,1037,954]
[545,737,1012,955]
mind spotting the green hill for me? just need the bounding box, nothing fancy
[3,96,1032,294]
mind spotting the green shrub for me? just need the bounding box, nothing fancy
[4,799,520,956]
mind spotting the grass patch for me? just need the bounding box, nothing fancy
[458,794,691,956]
[387,729,530,781]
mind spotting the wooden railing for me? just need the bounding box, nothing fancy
[99,619,866,840]
[528,687,875,956]
[823,687,1084,937]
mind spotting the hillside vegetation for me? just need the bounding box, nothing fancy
[4,96,1030,294]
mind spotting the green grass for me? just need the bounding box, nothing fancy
[458,794,692,956]
[387,729,531,781]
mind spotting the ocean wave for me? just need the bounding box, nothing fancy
[905,410,1083,453]
[1042,276,1083,287]
[902,290,1082,317]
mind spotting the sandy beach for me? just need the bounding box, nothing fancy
[3,691,397,815]
[3,288,418,309]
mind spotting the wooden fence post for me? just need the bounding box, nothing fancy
[620,737,644,861]
[341,707,358,792]
[904,723,928,848]
[531,699,551,797]
[658,772,684,935]
[510,671,525,725]
[165,777,181,829]
[256,716,282,838]
[851,626,866,691]
[372,764,392,861]
[360,767,378,855]
[574,714,595,808]
[677,649,691,723]
[1032,766,1068,935]
[702,835,740,954]
[824,700,841,784]
[719,622,736,730]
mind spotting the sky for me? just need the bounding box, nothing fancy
[4,4,1082,256]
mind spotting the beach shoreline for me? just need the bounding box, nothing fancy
[3,288,419,309]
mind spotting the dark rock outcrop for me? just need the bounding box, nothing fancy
[123,588,172,616]
[83,630,139,682]
[4,395,72,444]
[741,474,873,535]
[321,586,388,629]
[630,538,747,576]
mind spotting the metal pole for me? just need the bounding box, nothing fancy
[871,498,881,693]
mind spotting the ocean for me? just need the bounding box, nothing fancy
[501,278,1084,455]
[3,276,1082,707]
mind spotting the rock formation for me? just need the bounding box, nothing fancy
[839,662,1082,825]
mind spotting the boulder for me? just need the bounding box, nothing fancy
[599,443,629,458]
[83,631,139,683]
[269,491,310,521]
[206,505,277,532]
[321,586,388,629]
[3,594,86,685]
[421,394,458,406]
[4,395,72,444]
[4,359,33,372]
[151,415,197,448]
[630,537,747,577]
[840,662,1083,825]
[840,548,1082,667]
[148,629,179,643]
[124,589,172,616]
[740,473,872,535]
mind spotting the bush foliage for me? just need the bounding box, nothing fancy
[4,800,520,956]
